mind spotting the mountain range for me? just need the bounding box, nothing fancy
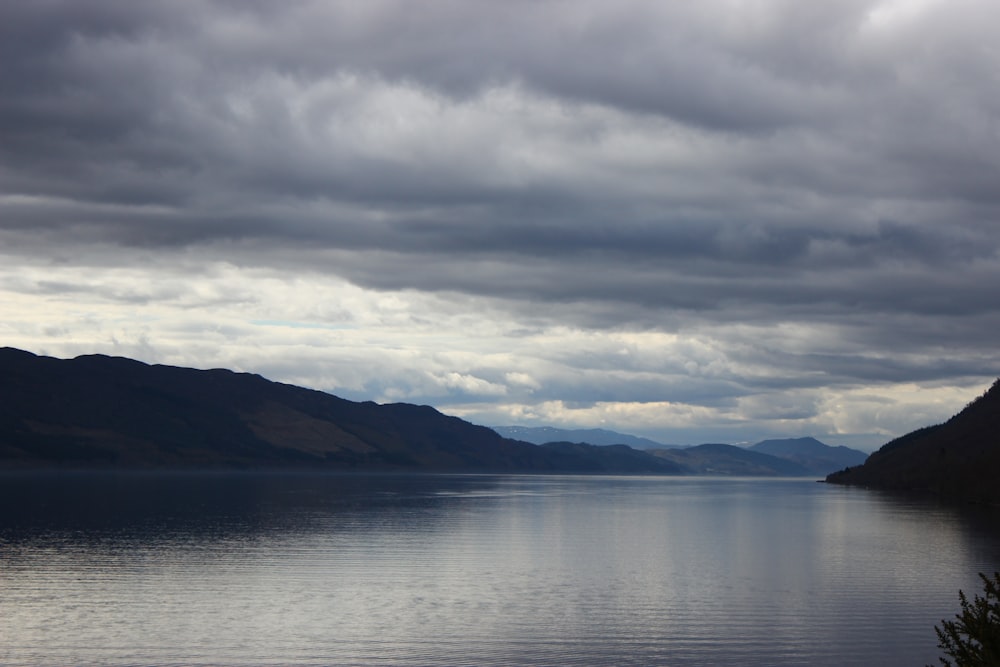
[749,437,868,475]
[496,426,866,476]
[492,426,679,450]
[826,379,1000,504]
[1,348,861,476]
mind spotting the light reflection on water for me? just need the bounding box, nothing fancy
[1,472,998,666]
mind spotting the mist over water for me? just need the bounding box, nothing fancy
[2,473,998,666]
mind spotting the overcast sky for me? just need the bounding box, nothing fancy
[2,0,998,450]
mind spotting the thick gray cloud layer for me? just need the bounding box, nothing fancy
[2,0,998,448]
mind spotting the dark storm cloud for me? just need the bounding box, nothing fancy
[2,0,999,405]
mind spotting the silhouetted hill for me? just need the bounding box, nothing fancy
[826,380,1000,504]
[648,443,810,476]
[493,426,677,449]
[749,437,867,475]
[0,348,672,473]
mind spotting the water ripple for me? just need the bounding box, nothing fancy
[2,473,999,666]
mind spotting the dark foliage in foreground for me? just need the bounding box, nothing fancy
[931,572,1000,667]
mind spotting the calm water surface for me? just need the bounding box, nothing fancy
[1,472,998,666]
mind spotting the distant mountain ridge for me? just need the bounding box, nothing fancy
[495,426,867,476]
[826,379,1000,504]
[492,426,677,449]
[648,443,810,476]
[750,437,867,475]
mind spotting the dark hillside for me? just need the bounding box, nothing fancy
[826,379,1000,504]
[0,348,658,472]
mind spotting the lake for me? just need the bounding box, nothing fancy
[1,472,998,666]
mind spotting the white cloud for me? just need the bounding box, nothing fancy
[1,0,998,452]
